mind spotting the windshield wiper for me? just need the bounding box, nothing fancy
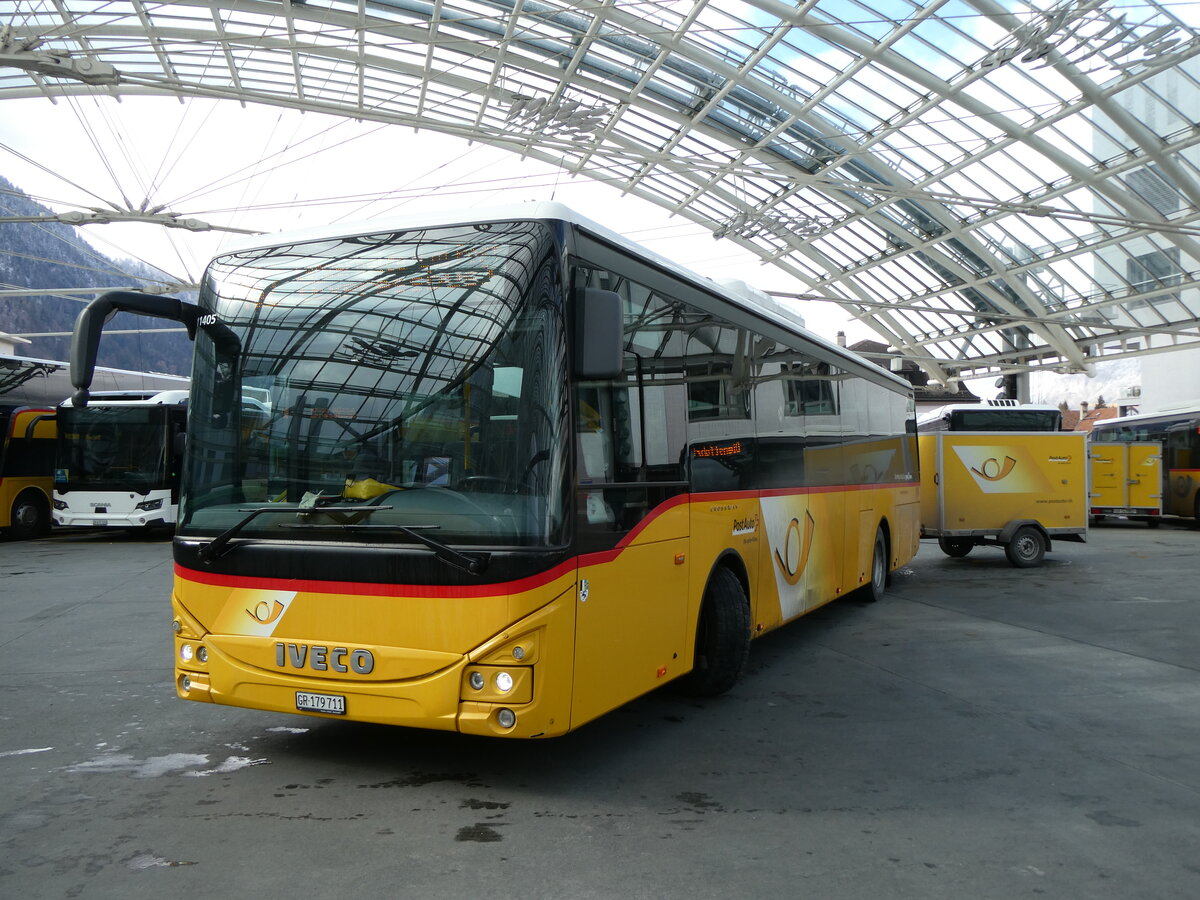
[197,503,390,564]
[389,524,490,576]
[200,504,490,575]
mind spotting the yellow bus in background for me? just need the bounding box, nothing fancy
[68,203,920,738]
[0,403,56,539]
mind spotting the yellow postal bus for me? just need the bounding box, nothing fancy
[69,203,920,738]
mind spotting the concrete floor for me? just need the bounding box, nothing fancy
[1,519,1198,899]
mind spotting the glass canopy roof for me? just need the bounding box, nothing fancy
[1,0,1198,386]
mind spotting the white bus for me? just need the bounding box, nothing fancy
[53,389,188,530]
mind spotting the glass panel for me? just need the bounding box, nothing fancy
[56,406,169,491]
[179,220,569,549]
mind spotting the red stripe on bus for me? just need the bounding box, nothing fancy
[176,558,579,599]
[175,482,912,596]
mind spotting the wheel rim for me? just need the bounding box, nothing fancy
[1015,534,1037,560]
[14,501,37,529]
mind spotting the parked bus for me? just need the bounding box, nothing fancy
[2,354,186,540]
[917,400,1063,433]
[1090,405,1200,521]
[53,389,189,530]
[0,400,56,540]
[68,203,920,738]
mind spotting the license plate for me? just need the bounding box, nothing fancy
[296,691,346,715]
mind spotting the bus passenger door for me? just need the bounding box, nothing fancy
[571,380,691,728]
[573,526,690,727]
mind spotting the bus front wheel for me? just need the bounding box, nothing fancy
[680,567,750,697]
[7,490,49,541]
[1004,526,1046,568]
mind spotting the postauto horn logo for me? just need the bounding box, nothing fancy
[951,445,1053,494]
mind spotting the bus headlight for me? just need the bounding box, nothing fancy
[180,644,194,662]
[136,498,164,511]
[495,671,513,693]
[469,671,485,690]
[52,499,68,510]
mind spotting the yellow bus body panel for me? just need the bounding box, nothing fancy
[173,483,921,738]
[0,408,55,529]
[919,432,1088,535]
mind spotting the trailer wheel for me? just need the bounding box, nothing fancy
[7,490,49,541]
[680,567,750,697]
[937,537,973,558]
[1004,525,1046,568]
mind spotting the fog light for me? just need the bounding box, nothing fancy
[180,675,191,693]
[496,708,516,729]
[469,671,485,690]
[197,646,208,663]
[495,671,514,693]
[180,644,194,662]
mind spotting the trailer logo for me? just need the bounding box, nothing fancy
[970,455,1017,482]
[773,511,815,586]
[952,445,1053,494]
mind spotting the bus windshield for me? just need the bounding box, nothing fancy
[57,406,171,492]
[946,408,1061,432]
[178,220,570,550]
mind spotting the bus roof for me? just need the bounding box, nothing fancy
[60,389,189,408]
[1090,405,1200,430]
[917,400,1061,424]
[217,201,909,391]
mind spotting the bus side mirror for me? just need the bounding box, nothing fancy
[71,291,200,407]
[574,288,623,380]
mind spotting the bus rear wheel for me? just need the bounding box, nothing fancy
[7,490,49,541]
[1005,526,1046,568]
[863,527,889,603]
[680,567,750,697]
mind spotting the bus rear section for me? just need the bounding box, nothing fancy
[53,390,188,530]
[0,405,56,540]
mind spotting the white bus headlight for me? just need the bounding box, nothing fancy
[495,671,514,693]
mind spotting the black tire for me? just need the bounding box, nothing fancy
[1004,525,1046,568]
[680,567,750,697]
[1145,517,1160,529]
[863,528,889,602]
[937,537,974,558]
[7,490,49,541]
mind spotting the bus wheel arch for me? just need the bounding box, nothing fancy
[679,559,751,697]
[7,488,50,540]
